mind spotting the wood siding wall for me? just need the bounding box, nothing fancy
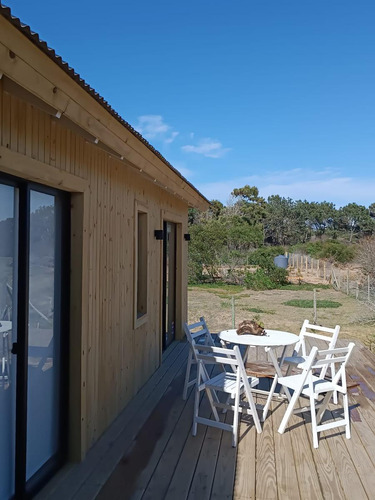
[0,80,188,453]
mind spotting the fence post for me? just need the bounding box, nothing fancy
[346,270,349,295]
[313,288,317,324]
[356,282,359,300]
[317,259,320,277]
[323,262,326,281]
[232,296,235,328]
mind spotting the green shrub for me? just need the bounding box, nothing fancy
[281,283,331,291]
[283,299,342,308]
[244,264,288,290]
[289,240,355,264]
[247,246,285,267]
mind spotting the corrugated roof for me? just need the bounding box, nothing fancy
[0,3,209,206]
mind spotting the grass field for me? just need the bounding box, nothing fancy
[188,282,375,345]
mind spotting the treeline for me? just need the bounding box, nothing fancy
[188,185,375,284]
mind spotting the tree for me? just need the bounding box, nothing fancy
[230,185,266,225]
[303,201,337,236]
[357,237,375,276]
[264,195,302,245]
[337,203,375,242]
[188,219,227,282]
[225,216,263,251]
[368,202,375,218]
[208,199,224,219]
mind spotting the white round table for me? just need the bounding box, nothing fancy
[218,328,299,421]
[218,329,299,348]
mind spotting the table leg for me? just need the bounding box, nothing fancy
[262,347,291,421]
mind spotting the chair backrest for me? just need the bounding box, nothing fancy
[184,317,215,350]
[195,344,253,393]
[311,342,355,393]
[295,320,340,378]
[298,320,340,355]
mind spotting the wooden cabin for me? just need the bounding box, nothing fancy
[0,5,209,498]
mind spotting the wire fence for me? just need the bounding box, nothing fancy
[288,253,375,311]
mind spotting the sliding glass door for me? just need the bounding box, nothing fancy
[0,183,17,499]
[0,176,69,498]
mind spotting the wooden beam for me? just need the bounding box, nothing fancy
[0,145,88,192]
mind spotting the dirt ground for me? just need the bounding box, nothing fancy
[188,285,375,346]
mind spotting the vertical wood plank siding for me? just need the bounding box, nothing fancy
[0,84,188,450]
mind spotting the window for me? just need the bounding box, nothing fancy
[135,205,148,326]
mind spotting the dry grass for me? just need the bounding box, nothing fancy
[188,285,375,345]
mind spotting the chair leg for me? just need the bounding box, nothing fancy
[262,374,279,421]
[206,387,220,422]
[192,384,200,436]
[243,385,262,434]
[331,365,338,404]
[278,389,302,435]
[183,350,194,400]
[316,391,332,425]
[310,393,319,449]
[232,387,240,447]
[343,393,351,440]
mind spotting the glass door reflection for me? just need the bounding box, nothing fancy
[0,183,17,500]
[26,191,61,480]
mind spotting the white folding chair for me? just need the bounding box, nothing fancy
[182,317,217,400]
[282,320,340,403]
[283,320,341,374]
[276,342,355,448]
[192,344,262,447]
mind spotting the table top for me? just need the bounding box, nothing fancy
[0,321,12,334]
[218,329,299,347]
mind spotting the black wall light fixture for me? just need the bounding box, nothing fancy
[154,229,164,240]
[184,233,191,241]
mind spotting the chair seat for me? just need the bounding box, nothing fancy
[283,355,308,367]
[204,372,259,396]
[278,374,344,398]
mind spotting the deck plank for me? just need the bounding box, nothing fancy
[271,399,301,500]
[210,410,237,500]
[282,398,323,500]
[255,393,278,500]
[164,394,214,500]
[233,411,256,500]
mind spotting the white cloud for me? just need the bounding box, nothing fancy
[196,168,375,208]
[182,138,231,158]
[165,131,179,144]
[136,115,169,138]
[135,115,179,144]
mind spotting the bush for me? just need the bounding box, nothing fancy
[247,246,285,268]
[289,240,355,264]
[244,264,288,290]
[283,299,342,308]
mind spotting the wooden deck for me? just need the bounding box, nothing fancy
[37,339,375,500]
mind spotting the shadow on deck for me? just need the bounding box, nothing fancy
[36,340,375,500]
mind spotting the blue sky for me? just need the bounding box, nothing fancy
[5,0,375,208]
